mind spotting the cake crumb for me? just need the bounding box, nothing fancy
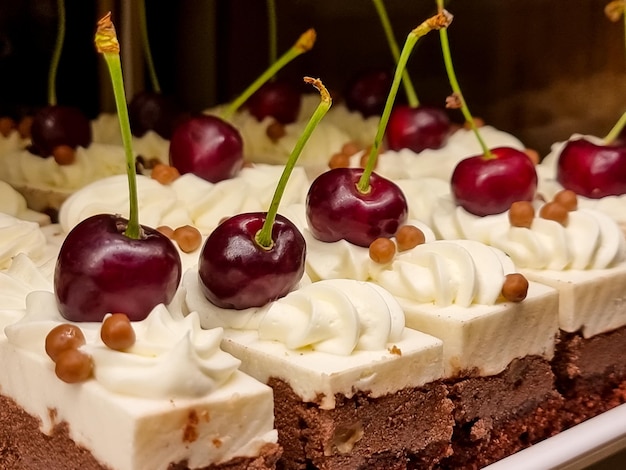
[388,345,402,356]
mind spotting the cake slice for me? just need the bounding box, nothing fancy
[0,250,280,469]
[432,193,626,426]
[184,275,452,470]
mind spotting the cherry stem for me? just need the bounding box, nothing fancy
[96,13,141,240]
[357,13,449,193]
[371,0,419,107]
[138,0,161,93]
[604,109,626,143]
[255,77,331,249]
[222,29,316,121]
[48,0,66,106]
[436,1,493,159]
[267,0,277,68]
[603,1,626,143]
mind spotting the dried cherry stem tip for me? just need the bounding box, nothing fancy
[96,13,141,239]
[222,28,316,121]
[357,11,451,194]
[255,77,331,248]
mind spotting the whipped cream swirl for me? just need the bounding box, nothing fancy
[0,213,48,270]
[184,272,405,356]
[432,195,626,270]
[1,260,240,399]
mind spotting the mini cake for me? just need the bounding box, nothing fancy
[279,208,563,468]
[431,194,626,426]
[184,275,453,470]
[0,251,280,470]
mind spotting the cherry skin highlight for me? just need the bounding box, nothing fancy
[246,79,302,125]
[198,213,306,309]
[128,90,182,139]
[169,114,244,183]
[345,68,393,118]
[451,147,537,216]
[557,138,626,198]
[30,105,92,157]
[54,214,182,322]
[386,104,451,153]
[306,167,408,247]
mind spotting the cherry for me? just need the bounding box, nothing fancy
[557,138,626,199]
[52,13,182,323]
[30,105,92,157]
[128,90,182,139]
[54,214,181,322]
[451,147,537,216]
[169,114,244,183]
[344,68,393,118]
[306,168,408,247]
[306,13,448,247]
[198,213,305,309]
[199,77,330,309]
[246,79,302,124]
[386,104,451,152]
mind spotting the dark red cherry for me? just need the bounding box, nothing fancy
[198,213,306,309]
[345,68,393,118]
[557,138,626,198]
[306,167,408,247]
[246,79,302,125]
[128,91,182,139]
[30,105,92,157]
[386,104,451,153]
[54,214,182,322]
[169,114,244,183]
[451,147,537,216]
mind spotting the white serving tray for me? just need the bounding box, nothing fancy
[483,403,626,470]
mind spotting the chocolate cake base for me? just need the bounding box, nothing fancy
[268,378,454,470]
[0,394,281,470]
[436,356,565,470]
[552,327,626,427]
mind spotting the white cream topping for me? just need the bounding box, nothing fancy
[0,213,49,270]
[184,273,404,356]
[0,129,28,157]
[205,104,352,175]
[350,126,525,181]
[538,134,626,227]
[0,181,50,224]
[59,164,310,237]
[431,195,626,270]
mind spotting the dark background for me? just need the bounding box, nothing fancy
[1,0,625,155]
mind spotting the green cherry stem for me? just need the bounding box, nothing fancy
[436,1,493,159]
[256,77,331,249]
[371,0,419,107]
[48,0,66,106]
[267,0,278,67]
[357,12,450,193]
[138,0,161,93]
[603,1,626,143]
[222,28,316,121]
[96,13,141,240]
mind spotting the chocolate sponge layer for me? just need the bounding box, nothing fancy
[269,378,454,470]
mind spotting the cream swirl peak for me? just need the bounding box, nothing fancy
[59,165,310,236]
[432,196,626,270]
[184,273,406,356]
[0,213,48,270]
[1,259,241,399]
